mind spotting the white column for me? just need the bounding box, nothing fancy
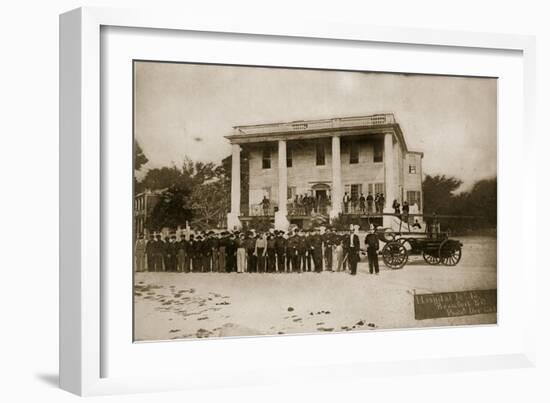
[275,140,290,230]
[227,143,242,230]
[383,133,395,225]
[330,135,342,219]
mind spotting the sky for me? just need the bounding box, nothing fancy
[134,61,497,191]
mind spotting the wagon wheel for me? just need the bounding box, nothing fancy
[422,250,441,265]
[439,240,462,266]
[381,241,408,269]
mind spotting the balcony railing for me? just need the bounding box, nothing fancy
[235,113,396,136]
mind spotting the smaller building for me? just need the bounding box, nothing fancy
[134,189,162,237]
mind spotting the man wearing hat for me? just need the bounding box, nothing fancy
[296,231,308,273]
[275,230,287,273]
[145,234,156,272]
[165,234,178,272]
[345,225,361,275]
[287,231,299,272]
[217,232,227,273]
[322,228,335,271]
[208,231,219,273]
[310,228,323,273]
[244,231,256,273]
[134,234,147,272]
[365,225,380,275]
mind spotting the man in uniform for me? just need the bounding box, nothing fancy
[209,231,219,273]
[310,228,323,273]
[345,226,361,275]
[225,232,237,273]
[296,231,308,273]
[176,233,187,272]
[365,225,380,275]
[322,228,334,271]
[287,231,299,272]
[202,233,213,272]
[274,230,287,273]
[145,234,156,272]
[165,234,178,272]
[185,234,195,272]
[152,234,165,272]
[217,232,227,273]
[134,234,147,272]
[194,235,204,272]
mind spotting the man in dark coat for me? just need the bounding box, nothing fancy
[365,227,380,275]
[287,232,299,272]
[243,232,256,273]
[225,233,237,273]
[310,228,323,272]
[366,193,374,214]
[186,234,195,272]
[145,234,156,272]
[165,235,178,272]
[345,227,361,275]
[274,231,287,273]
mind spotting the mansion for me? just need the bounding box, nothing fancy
[225,113,423,230]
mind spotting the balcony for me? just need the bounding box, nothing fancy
[234,113,396,136]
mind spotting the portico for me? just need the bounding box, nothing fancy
[225,113,423,230]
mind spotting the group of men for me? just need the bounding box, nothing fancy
[342,192,386,214]
[134,225,381,276]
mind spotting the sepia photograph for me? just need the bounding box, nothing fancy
[132,61,497,342]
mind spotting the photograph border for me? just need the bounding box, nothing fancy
[60,6,537,396]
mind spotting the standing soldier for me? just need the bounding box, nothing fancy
[134,234,147,272]
[176,234,187,272]
[225,233,237,273]
[145,234,156,272]
[217,232,227,273]
[210,231,219,273]
[345,226,361,275]
[244,232,256,273]
[310,228,323,273]
[287,232,299,272]
[365,225,380,275]
[266,234,277,273]
[254,232,267,273]
[194,235,204,272]
[186,234,196,272]
[151,234,165,272]
[322,228,334,271]
[202,233,213,272]
[275,230,287,273]
[296,231,308,273]
[165,235,178,272]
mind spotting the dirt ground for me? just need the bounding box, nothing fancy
[133,235,496,341]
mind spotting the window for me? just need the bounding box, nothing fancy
[350,184,362,200]
[349,142,359,164]
[286,147,293,168]
[409,164,417,174]
[407,191,422,210]
[315,143,325,166]
[373,141,383,163]
[374,183,385,195]
[262,187,272,200]
[262,148,271,169]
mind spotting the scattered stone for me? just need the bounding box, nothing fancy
[197,316,208,321]
[317,327,334,332]
[356,320,365,326]
[368,323,375,328]
[287,307,294,312]
[316,322,325,326]
[169,329,180,333]
[277,331,285,335]
[292,318,302,322]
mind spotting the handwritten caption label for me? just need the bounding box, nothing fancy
[414,289,497,320]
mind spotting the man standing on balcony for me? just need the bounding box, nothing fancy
[367,193,374,214]
[359,193,366,214]
[343,192,351,214]
[261,195,270,216]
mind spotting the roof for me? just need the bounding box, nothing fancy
[225,113,413,153]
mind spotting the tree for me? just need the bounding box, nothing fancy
[422,174,463,215]
[149,185,193,230]
[134,140,148,171]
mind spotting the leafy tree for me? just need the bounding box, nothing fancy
[422,175,463,215]
[149,185,193,231]
[134,140,149,171]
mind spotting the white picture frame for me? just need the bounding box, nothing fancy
[59,6,537,396]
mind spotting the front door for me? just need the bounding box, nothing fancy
[315,189,327,200]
